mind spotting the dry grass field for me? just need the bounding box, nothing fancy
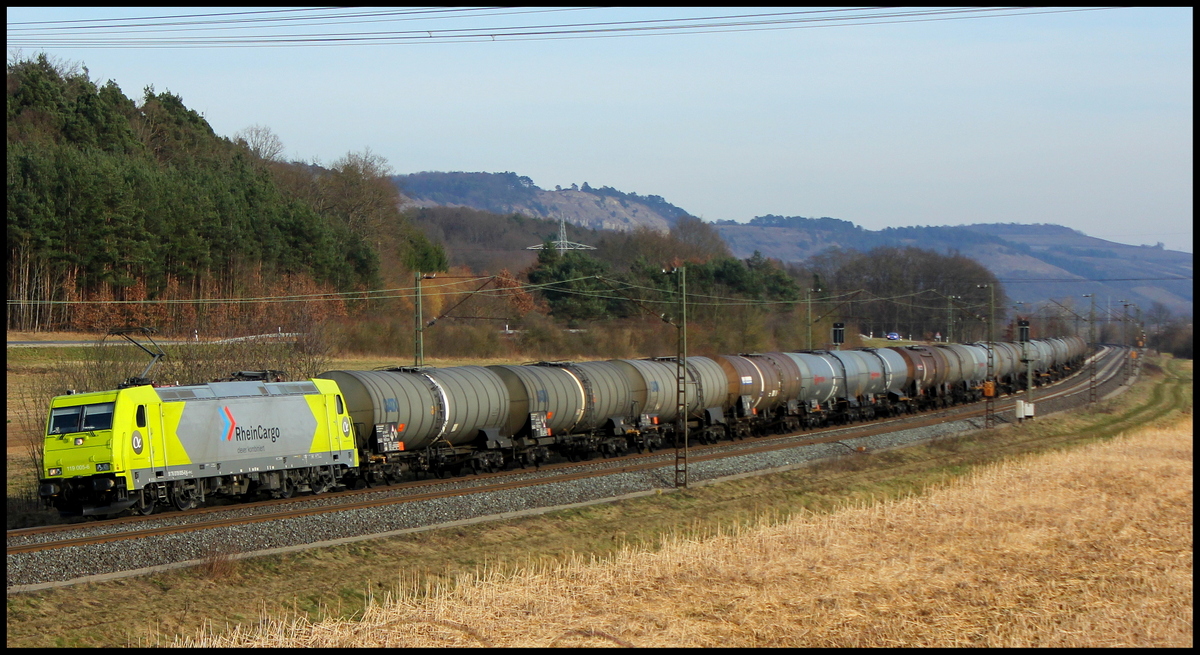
[178,418,1193,648]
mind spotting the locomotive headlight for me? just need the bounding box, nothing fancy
[74,437,85,446]
[96,463,112,472]
[48,467,62,476]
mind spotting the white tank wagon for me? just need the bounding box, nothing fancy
[825,350,879,421]
[624,356,731,444]
[829,349,894,420]
[782,352,840,425]
[856,346,913,406]
[318,366,512,479]
[985,341,1021,387]
[609,358,680,452]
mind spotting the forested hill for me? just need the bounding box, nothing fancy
[394,171,691,233]
[7,54,442,333]
[715,216,1193,316]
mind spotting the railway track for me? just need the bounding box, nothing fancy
[7,345,1131,561]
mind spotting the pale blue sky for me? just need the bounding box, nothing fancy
[7,7,1193,253]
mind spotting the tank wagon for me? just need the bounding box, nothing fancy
[39,337,1089,517]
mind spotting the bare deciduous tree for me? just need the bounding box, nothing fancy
[326,147,400,238]
[234,124,285,162]
[671,215,733,262]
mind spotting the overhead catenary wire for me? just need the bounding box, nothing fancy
[9,271,1187,309]
[8,7,1123,49]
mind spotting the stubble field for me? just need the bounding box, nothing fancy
[180,417,1193,648]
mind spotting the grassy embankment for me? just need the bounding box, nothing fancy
[5,351,1190,647]
[185,416,1191,647]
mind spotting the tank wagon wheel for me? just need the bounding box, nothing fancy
[135,489,156,516]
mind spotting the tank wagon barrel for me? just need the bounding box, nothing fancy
[857,347,911,399]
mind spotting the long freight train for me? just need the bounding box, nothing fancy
[38,336,1088,517]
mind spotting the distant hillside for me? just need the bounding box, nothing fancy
[715,216,1193,316]
[390,170,1192,316]
[394,171,690,233]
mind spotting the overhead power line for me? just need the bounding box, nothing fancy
[8,7,1123,49]
[8,271,1189,308]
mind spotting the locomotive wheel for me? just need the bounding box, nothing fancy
[278,476,294,499]
[172,482,197,511]
[315,466,336,494]
[135,489,156,516]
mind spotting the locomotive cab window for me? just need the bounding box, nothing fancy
[49,406,83,434]
[336,395,344,415]
[81,403,115,431]
[136,405,146,428]
[48,402,115,434]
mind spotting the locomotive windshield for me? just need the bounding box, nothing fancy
[48,402,116,434]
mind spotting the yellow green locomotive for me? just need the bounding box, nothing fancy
[38,378,358,517]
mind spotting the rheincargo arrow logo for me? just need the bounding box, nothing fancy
[221,406,236,441]
[220,406,282,443]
